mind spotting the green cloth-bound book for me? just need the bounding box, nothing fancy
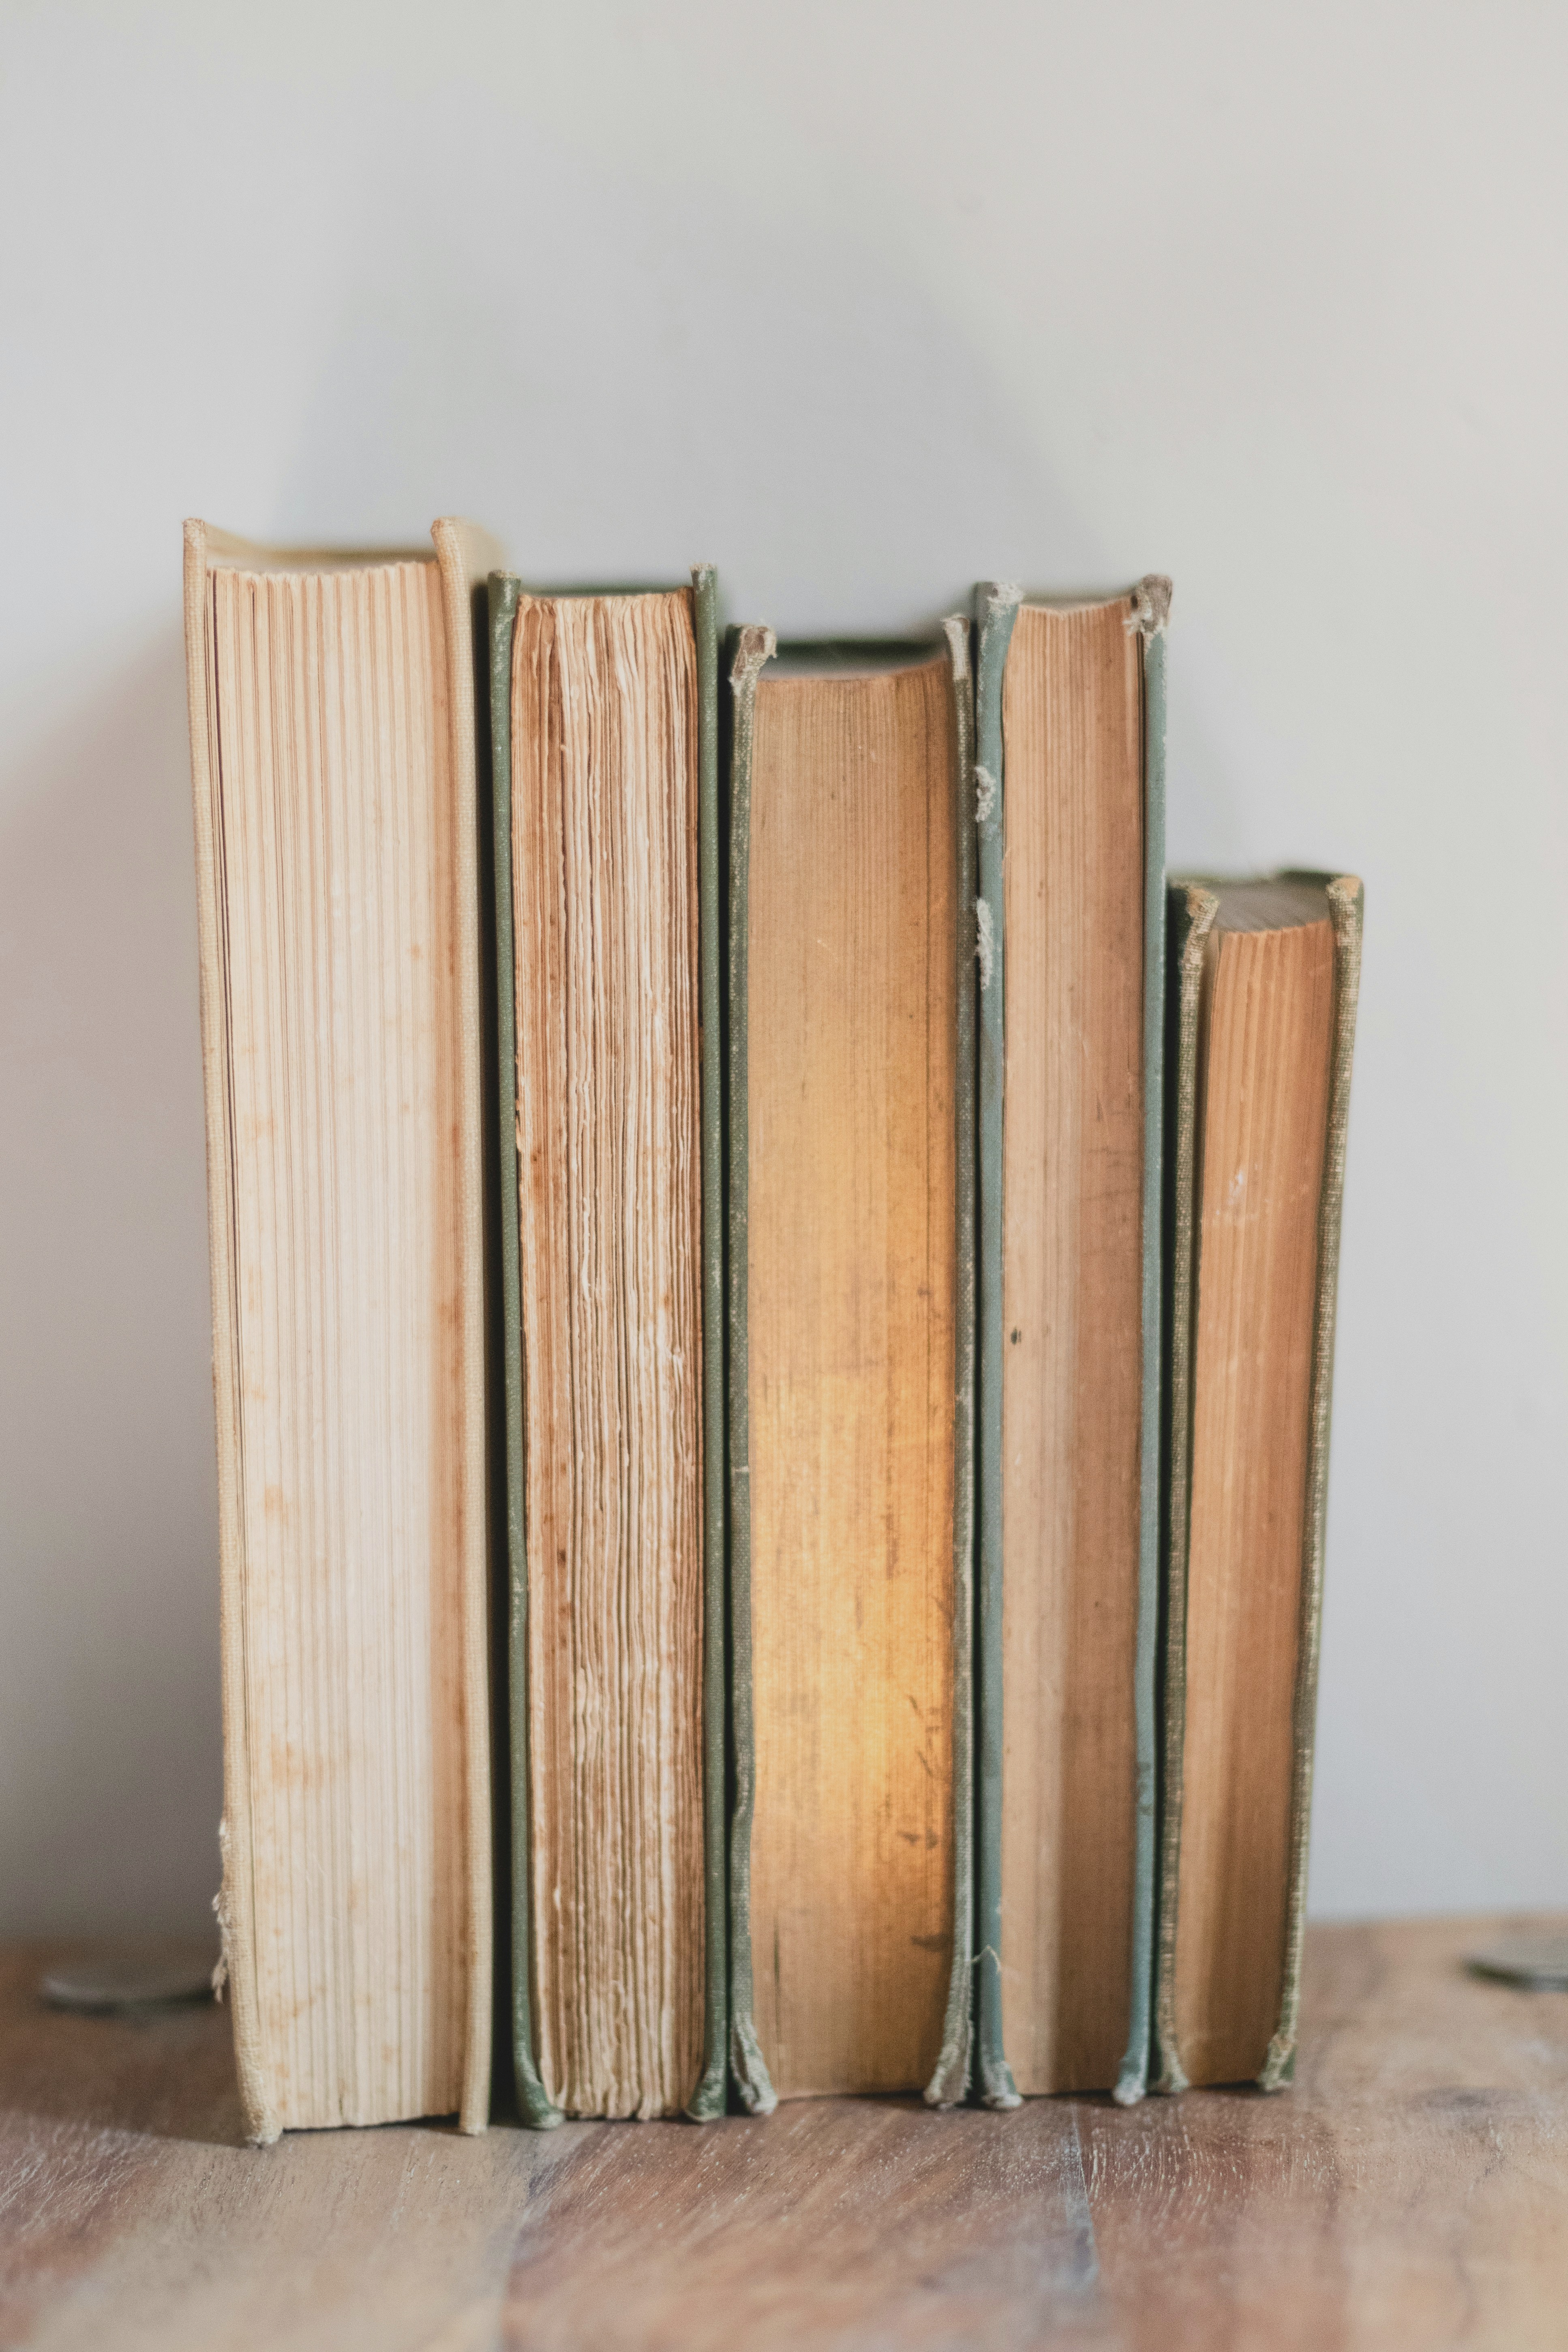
[725,625,977,2112]
[1153,872,1362,2094]
[973,579,1172,2110]
[489,569,726,2126]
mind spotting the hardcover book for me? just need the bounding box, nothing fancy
[488,570,727,2125]
[1154,873,1363,2092]
[726,624,977,2111]
[973,579,1171,2108]
[183,519,497,2140]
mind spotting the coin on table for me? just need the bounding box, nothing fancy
[39,1942,218,2011]
[1467,1935,1568,1989]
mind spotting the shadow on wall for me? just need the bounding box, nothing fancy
[0,633,221,1937]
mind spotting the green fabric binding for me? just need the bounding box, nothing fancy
[924,616,979,2108]
[972,582,1022,2112]
[1260,873,1363,2091]
[1152,880,1218,2097]
[489,571,565,2131]
[1116,587,1172,2109]
[686,565,730,2121]
[1153,869,1362,2097]
[724,625,778,2117]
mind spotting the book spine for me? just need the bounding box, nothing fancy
[1116,576,1174,2109]
[489,572,565,2131]
[183,519,278,2148]
[1260,874,1364,2091]
[925,617,979,2108]
[972,582,1022,2112]
[725,625,779,2116]
[687,566,730,2121]
[1152,880,1219,2096]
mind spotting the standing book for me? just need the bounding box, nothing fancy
[726,623,978,2110]
[489,570,727,2124]
[1154,873,1363,2092]
[184,519,497,2140]
[973,578,1171,2108]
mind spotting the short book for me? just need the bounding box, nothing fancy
[1155,872,1363,2093]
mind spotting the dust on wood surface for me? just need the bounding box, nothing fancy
[2,1917,1565,2349]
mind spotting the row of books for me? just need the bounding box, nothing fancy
[183,520,1360,2142]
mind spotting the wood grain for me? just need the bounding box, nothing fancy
[744,653,958,2099]
[998,599,1145,2094]
[1084,1915,1568,2350]
[2,1917,1566,2348]
[503,2097,1101,2350]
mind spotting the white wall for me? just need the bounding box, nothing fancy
[2,0,1564,1934]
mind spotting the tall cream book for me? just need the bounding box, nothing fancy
[182,520,498,2140]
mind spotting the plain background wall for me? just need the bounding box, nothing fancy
[2,0,1564,1938]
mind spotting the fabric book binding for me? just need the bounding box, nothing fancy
[188,511,1356,2134]
[972,578,1171,2109]
[725,625,977,2111]
[489,569,727,2126]
[1154,872,1363,2093]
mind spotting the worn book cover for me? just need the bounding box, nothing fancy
[1154,872,1363,2093]
[184,519,497,2141]
[725,624,977,2112]
[972,579,1171,2109]
[490,570,726,2126]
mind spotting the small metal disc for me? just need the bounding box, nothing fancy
[40,1941,218,2012]
[1467,1935,1568,1990]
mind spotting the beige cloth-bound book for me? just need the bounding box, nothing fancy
[182,518,498,2141]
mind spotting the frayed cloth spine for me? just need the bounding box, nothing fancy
[488,570,566,2132]
[1114,595,1171,2111]
[730,2015,778,2116]
[687,561,730,2125]
[214,1816,281,2145]
[924,615,978,2113]
[725,622,778,2122]
[1127,575,1174,639]
[210,1850,229,2005]
[975,899,995,990]
[1152,883,1218,2098]
[1258,874,1363,2093]
[971,582,1022,2112]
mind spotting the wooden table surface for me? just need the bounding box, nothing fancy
[2,1915,1565,2350]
